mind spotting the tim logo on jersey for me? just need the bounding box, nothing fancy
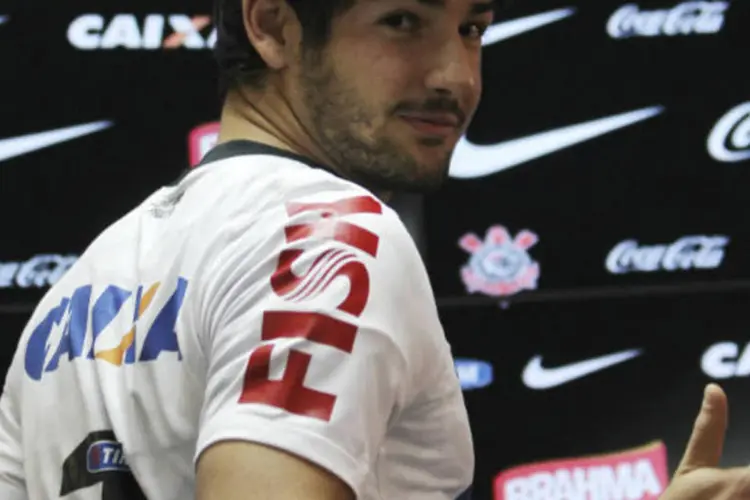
[24,278,188,381]
[61,430,146,499]
[87,439,129,473]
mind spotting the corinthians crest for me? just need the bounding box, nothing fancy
[458,225,540,298]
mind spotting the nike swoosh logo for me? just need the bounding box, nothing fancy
[450,9,662,179]
[0,121,113,163]
[449,107,664,179]
[522,349,642,390]
[482,7,576,46]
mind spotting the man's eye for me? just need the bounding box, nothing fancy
[461,23,489,40]
[381,12,422,32]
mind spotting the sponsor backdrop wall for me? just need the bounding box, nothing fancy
[1,0,748,498]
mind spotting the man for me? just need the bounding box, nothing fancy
[0,0,744,499]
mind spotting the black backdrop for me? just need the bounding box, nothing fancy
[1,1,749,499]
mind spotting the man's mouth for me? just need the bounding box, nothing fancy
[398,112,461,138]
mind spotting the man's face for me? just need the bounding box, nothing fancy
[290,0,494,193]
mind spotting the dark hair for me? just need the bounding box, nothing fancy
[213,0,355,101]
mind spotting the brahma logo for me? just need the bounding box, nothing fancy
[459,225,540,297]
[67,14,216,50]
[707,102,750,163]
[495,441,669,500]
[189,122,220,167]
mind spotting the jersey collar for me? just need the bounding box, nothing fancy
[197,139,337,175]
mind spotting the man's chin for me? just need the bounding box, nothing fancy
[400,159,451,194]
[334,140,451,194]
[405,171,448,194]
[355,168,448,195]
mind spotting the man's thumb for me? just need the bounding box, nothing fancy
[675,383,728,476]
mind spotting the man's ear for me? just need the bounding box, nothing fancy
[241,0,300,71]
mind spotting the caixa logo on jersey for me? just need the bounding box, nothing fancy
[67,14,215,50]
[189,122,220,167]
[459,225,540,298]
[605,235,728,274]
[454,358,494,390]
[0,254,78,289]
[707,102,750,163]
[607,1,729,39]
[24,278,188,382]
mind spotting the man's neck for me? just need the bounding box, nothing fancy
[216,86,392,201]
[217,87,332,169]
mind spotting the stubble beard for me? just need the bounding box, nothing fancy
[298,54,451,194]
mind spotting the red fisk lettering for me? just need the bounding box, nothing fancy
[284,195,381,257]
[239,195,382,421]
[261,311,358,353]
[271,248,370,317]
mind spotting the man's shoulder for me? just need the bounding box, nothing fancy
[192,150,410,245]
[193,149,377,208]
[185,149,420,290]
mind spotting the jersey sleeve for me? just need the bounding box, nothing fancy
[0,356,27,500]
[194,189,438,496]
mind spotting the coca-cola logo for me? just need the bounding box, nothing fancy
[0,254,78,289]
[605,235,728,274]
[707,102,750,163]
[607,1,729,38]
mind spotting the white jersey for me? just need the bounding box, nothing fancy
[0,141,474,500]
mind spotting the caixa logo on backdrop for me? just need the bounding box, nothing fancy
[67,14,216,50]
[0,254,78,289]
[458,225,540,298]
[605,235,728,274]
[607,1,730,39]
[701,342,750,379]
[494,441,669,500]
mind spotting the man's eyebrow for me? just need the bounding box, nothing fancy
[416,0,446,7]
[470,1,495,14]
[415,0,496,15]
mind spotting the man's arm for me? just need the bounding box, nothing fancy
[0,360,27,500]
[197,441,353,500]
